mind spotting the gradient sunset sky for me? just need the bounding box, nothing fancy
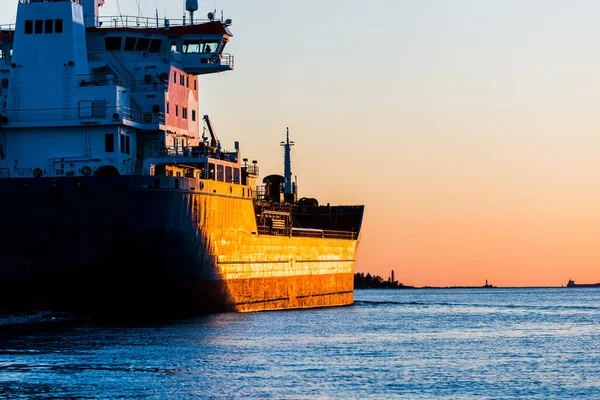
[2,0,599,287]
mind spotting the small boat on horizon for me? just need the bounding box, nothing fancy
[566,279,600,288]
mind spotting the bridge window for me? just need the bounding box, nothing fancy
[35,20,43,34]
[201,40,220,53]
[234,168,240,184]
[55,19,63,33]
[45,19,53,34]
[135,38,150,52]
[183,41,199,53]
[105,134,115,152]
[149,39,162,52]
[208,163,215,180]
[25,20,33,34]
[225,166,232,183]
[105,37,122,51]
[124,37,136,51]
[217,165,224,182]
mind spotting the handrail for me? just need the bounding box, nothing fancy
[291,228,356,240]
[19,0,81,3]
[108,50,136,90]
[2,105,164,124]
[95,15,222,30]
[78,73,127,87]
[256,225,356,240]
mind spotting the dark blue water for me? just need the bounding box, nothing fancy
[1,288,598,399]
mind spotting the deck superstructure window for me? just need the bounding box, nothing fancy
[179,75,184,86]
[217,165,224,182]
[175,105,179,117]
[182,107,188,119]
[105,37,122,51]
[166,102,169,114]
[149,39,162,52]
[173,72,177,83]
[55,19,63,33]
[225,166,232,183]
[120,134,130,154]
[135,38,150,52]
[105,134,115,152]
[35,20,43,34]
[124,37,136,51]
[24,20,33,34]
[191,110,196,121]
[45,19,53,34]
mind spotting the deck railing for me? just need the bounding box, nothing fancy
[256,226,356,240]
[94,15,221,30]
[292,228,356,240]
[2,105,164,125]
[18,0,81,4]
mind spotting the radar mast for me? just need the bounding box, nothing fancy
[280,127,294,196]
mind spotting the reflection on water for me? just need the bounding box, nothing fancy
[1,288,599,399]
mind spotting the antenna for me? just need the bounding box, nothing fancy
[280,127,295,195]
[186,0,198,24]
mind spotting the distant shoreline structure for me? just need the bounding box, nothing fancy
[355,273,600,290]
[354,272,497,289]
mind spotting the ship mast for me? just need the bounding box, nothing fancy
[280,127,294,195]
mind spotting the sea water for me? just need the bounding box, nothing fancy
[1,288,598,399]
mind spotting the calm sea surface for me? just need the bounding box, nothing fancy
[1,288,599,399]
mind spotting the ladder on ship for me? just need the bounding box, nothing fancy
[107,51,136,91]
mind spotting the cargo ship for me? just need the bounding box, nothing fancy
[566,280,600,288]
[0,0,364,315]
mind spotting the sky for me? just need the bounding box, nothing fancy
[2,0,600,287]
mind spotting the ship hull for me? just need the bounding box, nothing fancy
[566,283,600,288]
[0,176,360,316]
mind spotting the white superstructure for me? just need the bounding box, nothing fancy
[0,0,234,179]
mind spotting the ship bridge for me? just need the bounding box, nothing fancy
[0,0,236,179]
[87,15,233,76]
